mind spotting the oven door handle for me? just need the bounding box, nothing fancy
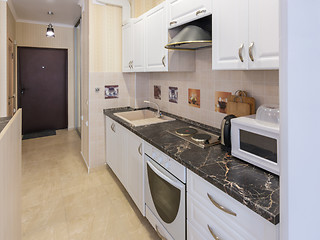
[147,160,184,190]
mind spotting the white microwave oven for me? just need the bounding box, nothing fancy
[231,116,280,175]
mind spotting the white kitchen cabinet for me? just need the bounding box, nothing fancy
[105,116,145,215]
[168,0,212,29]
[187,169,279,240]
[122,20,133,72]
[145,3,168,72]
[145,2,196,72]
[132,16,145,72]
[248,0,279,69]
[212,0,279,70]
[126,131,145,215]
[105,117,128,188]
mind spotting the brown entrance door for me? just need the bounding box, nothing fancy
[18,47,68,134]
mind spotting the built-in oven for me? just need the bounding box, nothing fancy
[144,143,186,240]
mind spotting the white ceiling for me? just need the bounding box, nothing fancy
[10,0,81,27]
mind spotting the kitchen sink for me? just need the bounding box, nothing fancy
[114,110,175,127]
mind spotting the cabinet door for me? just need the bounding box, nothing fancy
[168,0,212,29]
[248,0,279,69]
[122,21,133,72]
[145,3,168,72]
[212,0,249,70]
[126,131,144,215]
[105,118,128,188]
[133,16,145,72]
[105,117,119,174]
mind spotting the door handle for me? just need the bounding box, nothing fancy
[249,42,255,62]
[207,193,237,216]
[138,143,142,156]
[238,43,244,62]
[207,225,220,240]
[169,21,177,26]
[196,9,207,16]
[162,56,166,67]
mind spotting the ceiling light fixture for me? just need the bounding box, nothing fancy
[46,11,55,38]
[46,23,55,38]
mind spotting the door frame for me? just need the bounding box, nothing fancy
[17,46,69,131]
[7,38,15,117]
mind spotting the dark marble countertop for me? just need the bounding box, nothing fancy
[103,107,279,225]
[0,117,11,134]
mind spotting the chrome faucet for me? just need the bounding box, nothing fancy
[144,100,161,118]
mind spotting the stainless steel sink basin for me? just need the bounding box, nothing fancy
[114,110,175,127]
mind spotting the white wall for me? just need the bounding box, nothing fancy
[280,0,320,239]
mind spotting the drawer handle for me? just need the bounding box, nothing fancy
[196,9,207,16]
[207,193,237,216]
[138,143,142,156]
[155,225,167,240]
[238,43,244,62]
[249,42,255,62]
[170,21,177,26]
[207,225,220,240]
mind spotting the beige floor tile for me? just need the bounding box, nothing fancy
[22,130,159,240]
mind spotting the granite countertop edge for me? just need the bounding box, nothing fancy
[103,107,280,225]
[0,117,12,134]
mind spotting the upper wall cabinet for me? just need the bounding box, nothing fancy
[122,2,195,73]
[145,3,168,72]
[122,20,133,72]
[133,16,146,72]
[168,0,212,29]
[145,2,195,72]
[212,0,279,70]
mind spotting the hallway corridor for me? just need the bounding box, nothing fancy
[21,130,159,240]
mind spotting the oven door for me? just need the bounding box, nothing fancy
[145,155,185,240]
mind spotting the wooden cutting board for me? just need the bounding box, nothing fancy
[226,101,251,117]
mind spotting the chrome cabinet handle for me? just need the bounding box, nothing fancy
[238,43,244,62]
[249,42,254,62]
[207,225,220,240]
[131,60,134,69]
[162,56,166,67]
[138,143,142,156]
[155,225,167,240]
[111,123,115,132]
[207,193,237,216]
[169,21,177,26]
[196,9,207,16]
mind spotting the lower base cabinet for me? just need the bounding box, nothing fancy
[105,116,144,215]
[187,169,279,240]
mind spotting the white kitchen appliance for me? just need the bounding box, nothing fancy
[231,116,280,175]
[144,143,186,240]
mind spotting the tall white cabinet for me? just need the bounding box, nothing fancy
[212,0,279,70]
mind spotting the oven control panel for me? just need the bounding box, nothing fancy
[145,142,186,183]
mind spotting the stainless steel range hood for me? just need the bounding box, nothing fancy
[165,25,212,50]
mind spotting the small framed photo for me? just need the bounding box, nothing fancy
[105,85,119,99]
[169,87,178,103]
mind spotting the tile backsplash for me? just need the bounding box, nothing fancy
[137,48,279,128]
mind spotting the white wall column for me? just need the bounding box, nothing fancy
[280,0,320,239]
[0,0,7,117]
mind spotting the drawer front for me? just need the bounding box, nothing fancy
[187,169,279,240]
[187,221,207,240]
[188,194,254,240]
[146,206,174,240]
